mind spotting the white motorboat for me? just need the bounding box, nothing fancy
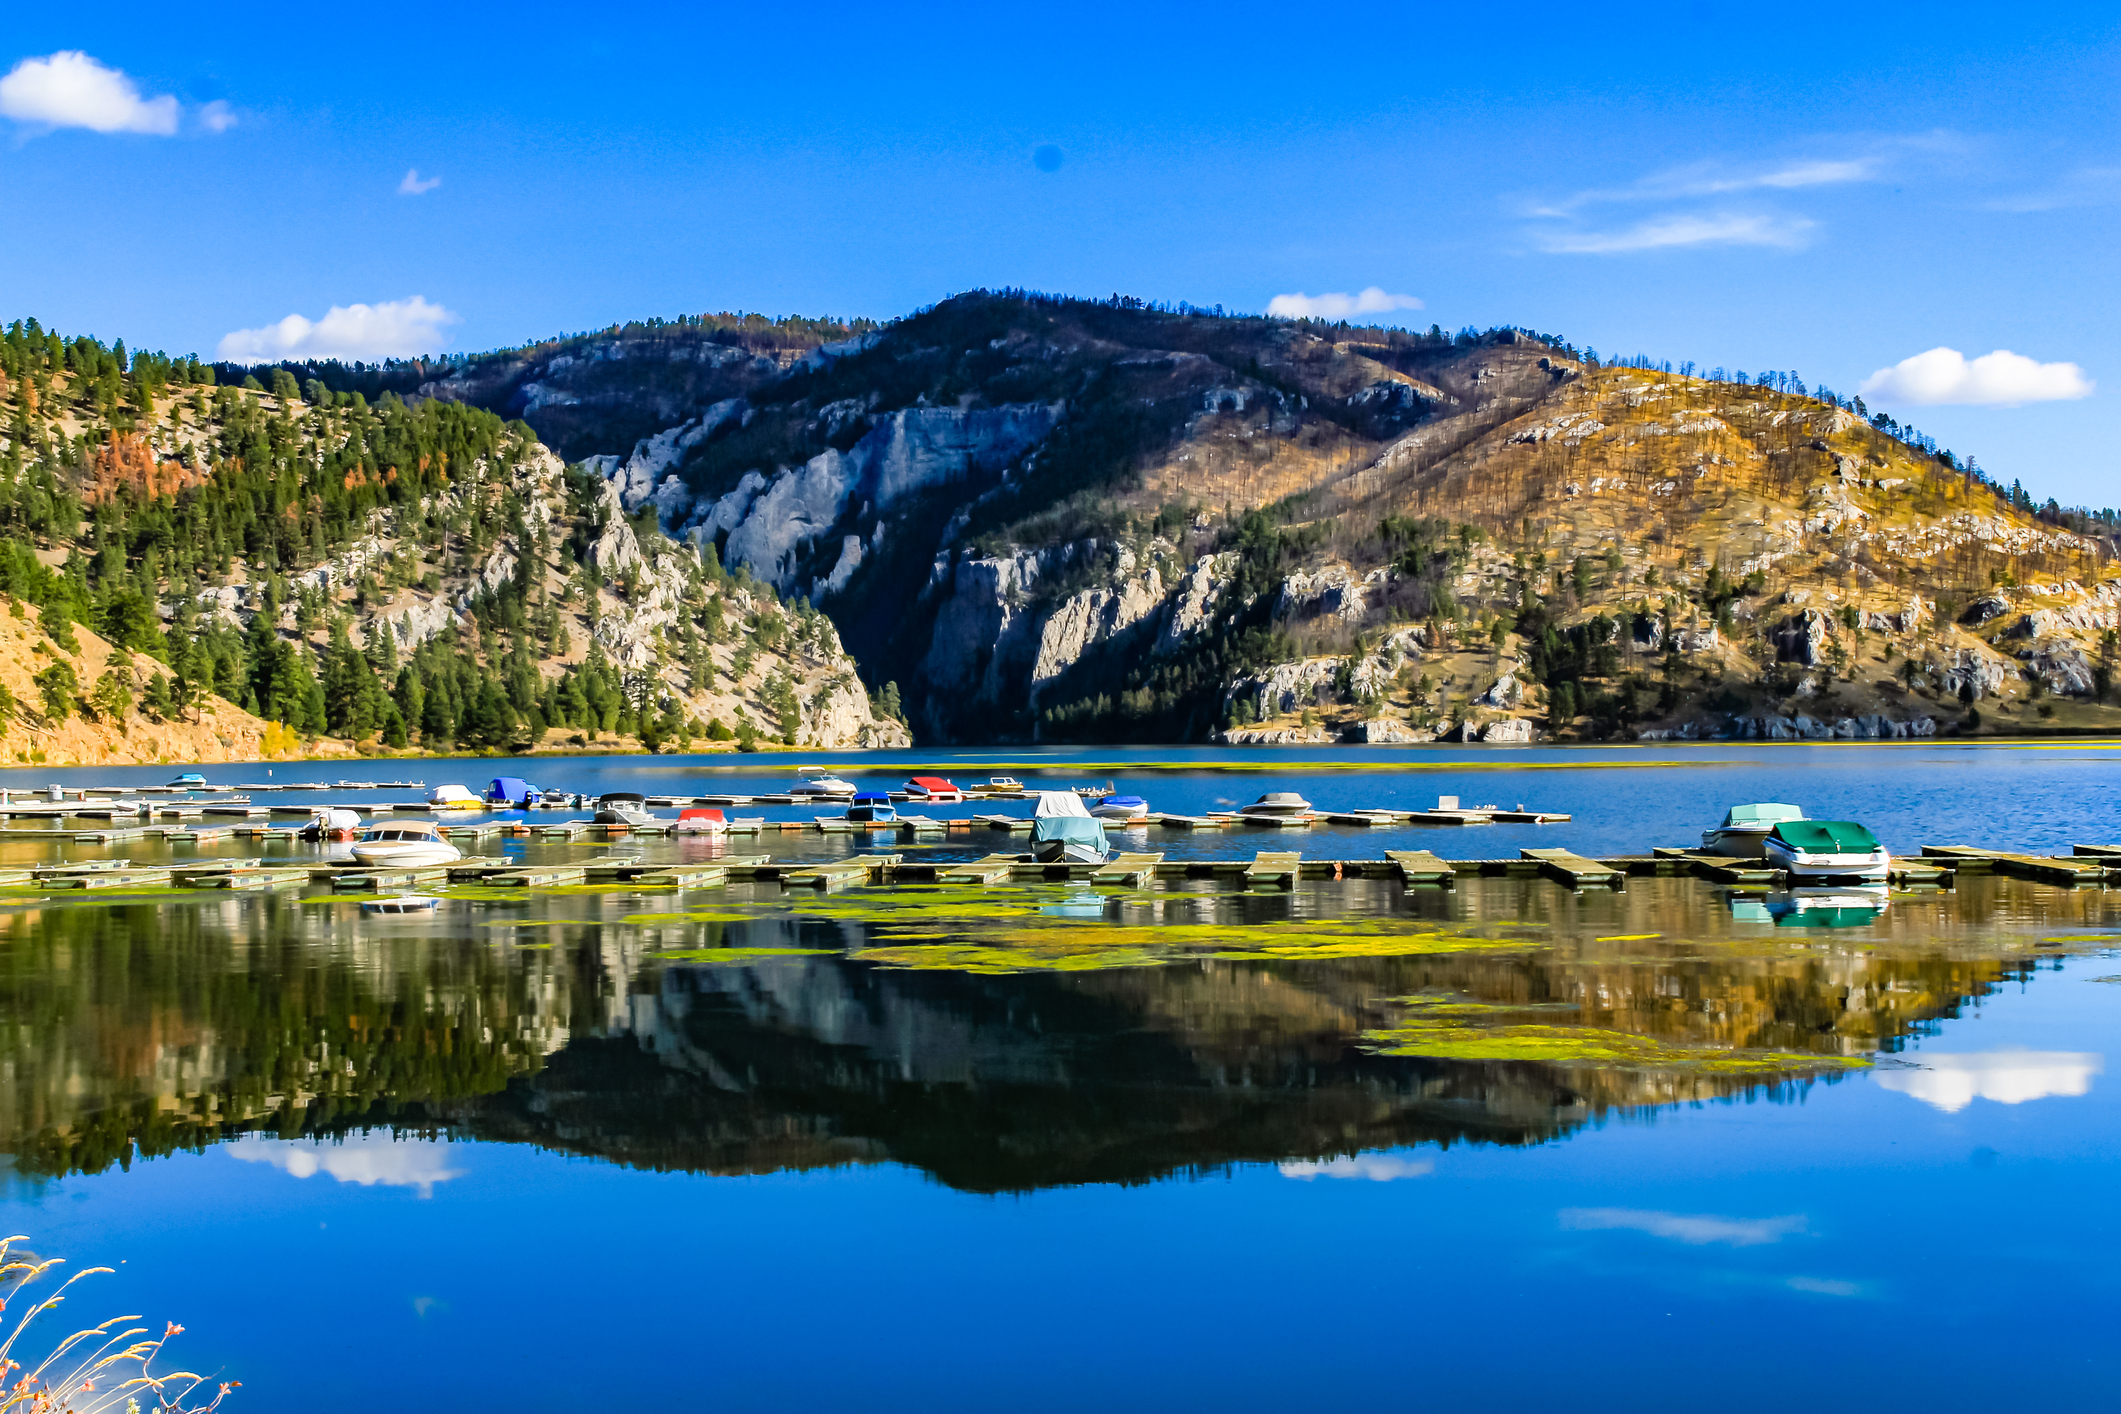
[1031,790,1110,865]
[428,784,482,810]
[1702,802,1807,857]
[593,793,658,828]
[1239,791,1314,822]
[1761,820,1891,883]
[350,821,464,868]
[1091,794,1149,821]
[790,765,858,796]
[300,807,364,841]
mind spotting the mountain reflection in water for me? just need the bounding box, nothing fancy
[0,876,2111,1191]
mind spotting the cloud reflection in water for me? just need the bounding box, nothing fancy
[1875,1050,2103,1113]
[227,1133,468,1198]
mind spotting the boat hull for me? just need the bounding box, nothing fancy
[1762,839,1890,882]
[350,842,462,868]
[1701,824,1774,858]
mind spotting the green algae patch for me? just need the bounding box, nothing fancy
[648,947,837,964]
[620,910,764,925]
[1360,1013,1871,1074]
[851,939,1176,975]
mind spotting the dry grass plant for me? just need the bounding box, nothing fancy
[0,1238,231,1413]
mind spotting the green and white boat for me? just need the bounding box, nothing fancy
[1761,820,1891,883]
[1702,802,1807,857]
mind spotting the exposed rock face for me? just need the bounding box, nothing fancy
[1218,725,1332,744]
[705,401,1064,595]
[1481,717,1535,743]
[1479,672,1522,707]
[1344,717,1436,743]
[1938,645,2013,701]
[1030,565,1166,705]
[1774,608,1834,665]
[1278,564,1366,622]
[1157,554,1230,654]
[2020,640,2096,696]
[1865,596,1931,634]
[1235,659,1338,718]
[1733,714,1937,739]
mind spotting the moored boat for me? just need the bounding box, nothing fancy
[791,766,858,796]
[904,776,964,802]
[1239,791,1313,822]
[428,783,482,809]
[593,793,657,828]
[982,776,1024,794]
[1761,820,1890,883]
[675,807,727,835]
[350,822,463,868]
[845,792,898,824]
[300,807,364,841]
[1031,790,1109,865]
[1703,802,1807,857]
[486,776,541,807]
[1091,794,1149,821]
[168,772,207,789]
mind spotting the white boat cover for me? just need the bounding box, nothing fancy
[1034,791,1092,818]
[317,808,362,831]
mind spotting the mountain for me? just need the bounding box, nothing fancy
[0,320,909,762]
[417,293,2121,743]
[6,294,2114,759]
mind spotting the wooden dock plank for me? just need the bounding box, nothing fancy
[1384,850,1454,884]
[1245,851,1301,889]
[940,853,1022,885]
[1521,847,1624,889]
[1921,845,2109,886]
[782,853,902,889]
[1092,852,1164,887]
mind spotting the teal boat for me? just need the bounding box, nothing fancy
[1762,820,1890,882]
[1702,802,1806,857]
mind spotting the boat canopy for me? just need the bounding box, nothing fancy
[908,776,956,791]
[315,808,362,830]
[1031,815,1105,852]
[598,791,646,805]
[678,808,724,821]
[1723,802,1806,826]
[1102,795,1147,808]
[1770,820,1881,852]
[431,784,479,802]
[1034,790,1092,818]
[169,773,206,785]
[486,777,538,805]
[852,792,893,806]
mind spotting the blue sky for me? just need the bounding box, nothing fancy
[2,3,2117,503]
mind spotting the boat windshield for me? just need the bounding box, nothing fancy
[1725,803,1806,826]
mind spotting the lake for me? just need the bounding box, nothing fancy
[0,744,2112,1412]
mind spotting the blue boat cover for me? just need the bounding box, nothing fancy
[852,792,893,805]
[487,776,538,805]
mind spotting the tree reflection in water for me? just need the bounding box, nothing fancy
[0,875,2108,1190]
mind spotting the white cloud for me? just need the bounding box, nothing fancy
[1266,287,1424,320]
[1539,213,1815,255]
[398,168,442,196]
[1874,1049,2103,1112]
[216,295,461,363]
[0,51,180,135]
[198,100,237,134]
[1859,347,2094,407]
[227,1133,467,1198]
[1278,1153,1433,1182]
[1560,1208,1806,1246]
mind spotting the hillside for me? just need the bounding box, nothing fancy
[0,321,910,758]
[9,294,2114,753]
[413,293,2119,743]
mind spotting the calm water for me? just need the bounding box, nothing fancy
[0,747,2113,1411]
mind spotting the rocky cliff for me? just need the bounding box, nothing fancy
[403,293,2121,743]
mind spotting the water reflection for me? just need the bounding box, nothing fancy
[0,877,2109,1191]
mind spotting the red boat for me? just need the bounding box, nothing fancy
[903,776,964,803]
[676,807,727,835]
